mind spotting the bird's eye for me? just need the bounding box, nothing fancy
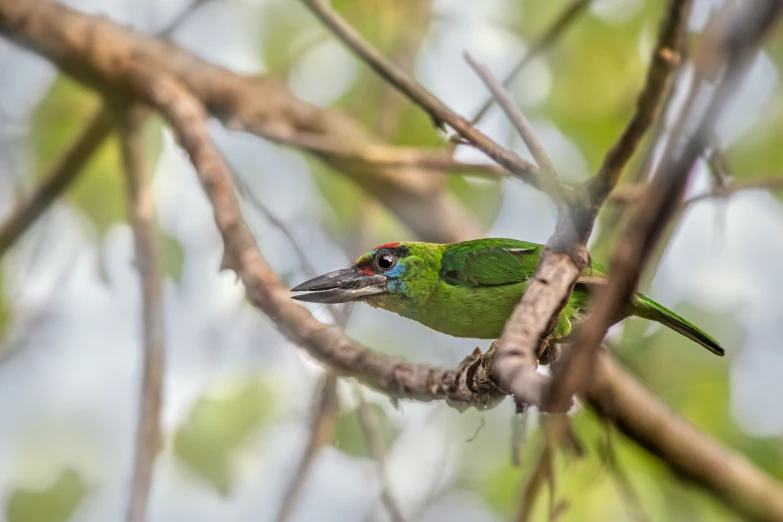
[375,253,397,271]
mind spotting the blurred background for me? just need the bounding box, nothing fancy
[1,0,783,520]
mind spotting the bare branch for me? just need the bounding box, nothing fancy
[118,106,165,522]
[470,0,592,124]
[588,353,783,521]
[355,388,406,522]
[299,0,549,190]
[589,0,692,203]
[275,373,339,522]
[0,0,481,244]
[465,52,562,202]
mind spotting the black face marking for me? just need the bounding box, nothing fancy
[355,245,410,274]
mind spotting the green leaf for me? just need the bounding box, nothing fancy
[157,229,185,283]
[332,402,398,459]
[544,3,661,173]
[173,376,275,495]
[6,468,87,522]
[0,268,8,342]
[32,76,164,235]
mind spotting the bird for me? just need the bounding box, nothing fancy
[290,238,724,358]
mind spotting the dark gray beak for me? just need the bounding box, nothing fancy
[290,268,387,304]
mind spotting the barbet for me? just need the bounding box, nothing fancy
[291,238,724,357]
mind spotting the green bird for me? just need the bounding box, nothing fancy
[291,238,724,357]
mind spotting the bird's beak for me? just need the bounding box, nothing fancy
[290,268,387,304]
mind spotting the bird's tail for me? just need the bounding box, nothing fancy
[632,294,725,356]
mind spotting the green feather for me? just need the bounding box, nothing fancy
[358,238,724,356]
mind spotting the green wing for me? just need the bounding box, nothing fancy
[440,238,542,286]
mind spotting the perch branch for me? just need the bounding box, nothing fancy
[547,0,783,412]
[492,0,694,410]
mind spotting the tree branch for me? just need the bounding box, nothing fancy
[299,0,550,192]
[464,52,562,201]
[492,0,695,410]
[0,0,481,243]
[547,0,783,412]
[588,353,783,521]
[118,106,165,522]
[588,0,691,203]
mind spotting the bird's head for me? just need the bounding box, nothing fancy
[290,242,425,304]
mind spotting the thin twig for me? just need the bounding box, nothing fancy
[515,439,555,522]
[119,106,166,522]
[589,0,692,204]
[275,373,339,522]
[464,52,562,203]
[470,0,592,124]
[354,387,406,522]
[0,109,112,258]
[299,0,552,193]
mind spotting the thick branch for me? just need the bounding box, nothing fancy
[588,353,783,521]
[548,0,783,411]
[119,107,165,522]
[117,64,507,407]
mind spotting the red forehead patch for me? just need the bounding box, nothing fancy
[374,242,400,250]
